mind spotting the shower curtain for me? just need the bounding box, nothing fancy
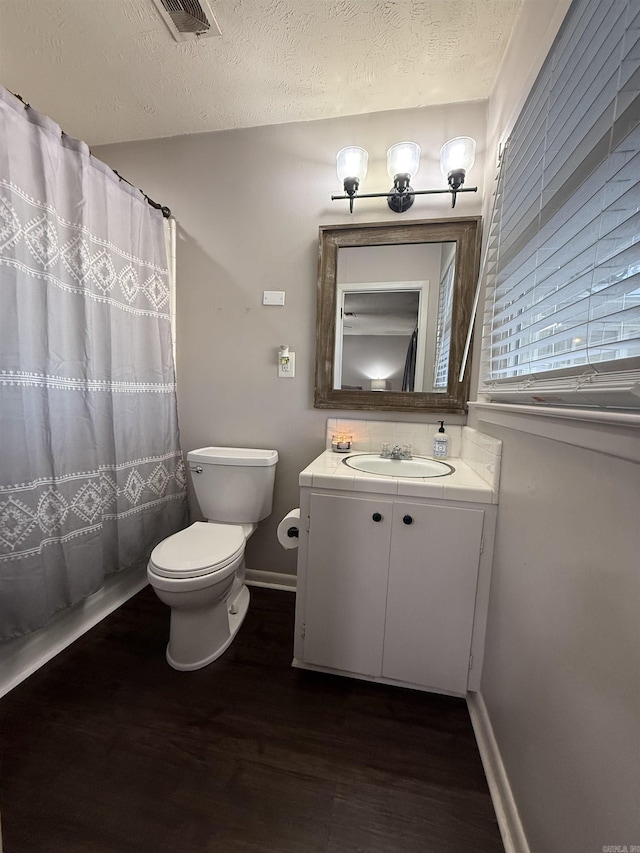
[0,88,187,640]
[402,329,418,392]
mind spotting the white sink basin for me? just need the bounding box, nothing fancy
[342,454,455,478]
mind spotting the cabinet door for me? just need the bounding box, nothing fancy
[304,492,392,676]
[382,502,484,694]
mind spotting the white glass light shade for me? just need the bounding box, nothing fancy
[440,136,476,177]
[336,146,368,182]
[387,141,421,179]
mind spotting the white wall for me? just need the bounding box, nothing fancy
[95,101,486,578]
[477,423,640,851]
[469,0,640,850]
[341,335,411,390]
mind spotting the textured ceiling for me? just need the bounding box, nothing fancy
[0,0,522,146]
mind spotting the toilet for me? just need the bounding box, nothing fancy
[147,446,278,671]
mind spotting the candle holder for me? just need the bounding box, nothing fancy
[331,433,352,453]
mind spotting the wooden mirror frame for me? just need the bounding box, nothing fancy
[314,217,482,413]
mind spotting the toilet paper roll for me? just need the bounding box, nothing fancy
[277,508,301,550]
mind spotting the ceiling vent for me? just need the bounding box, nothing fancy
[151,0,222,42]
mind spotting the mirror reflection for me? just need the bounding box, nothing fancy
[314,218,481,414]
[335,243,456,393]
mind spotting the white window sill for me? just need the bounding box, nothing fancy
[469,401,640,463]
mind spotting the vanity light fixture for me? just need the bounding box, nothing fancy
[332,137,477,213]
[386,141,421,213]
[336,146,369,213]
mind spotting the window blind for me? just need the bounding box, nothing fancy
[434,257,455,389]
[481,0,640,407]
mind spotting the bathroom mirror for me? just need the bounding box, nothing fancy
[314,217,482,413]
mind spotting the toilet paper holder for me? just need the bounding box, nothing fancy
[277,508,301,549]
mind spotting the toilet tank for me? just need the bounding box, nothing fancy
[187,447,278,523]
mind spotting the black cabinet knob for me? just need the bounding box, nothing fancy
[372,512,383,522]
[403,514,413,525]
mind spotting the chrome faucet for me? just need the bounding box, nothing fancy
[381,443,412,460]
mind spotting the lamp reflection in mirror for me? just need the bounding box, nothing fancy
[332,137,477,212]
[370,379,389,391]
[336,146,369,213]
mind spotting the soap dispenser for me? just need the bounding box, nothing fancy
[433,421,449,458]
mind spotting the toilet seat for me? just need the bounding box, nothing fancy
[149,521,245,579]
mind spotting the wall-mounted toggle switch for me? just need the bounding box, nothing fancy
[278,345,295,378]
[263,291,285,306]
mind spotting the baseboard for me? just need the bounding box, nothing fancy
[293,657,463,697]
[245,569,297,592]
[467,692,530,853]
[0,566,148,699]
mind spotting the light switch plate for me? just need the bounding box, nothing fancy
[263,290,285,306]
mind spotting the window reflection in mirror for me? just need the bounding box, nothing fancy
[334,243,456,394]
[314,218,481,414]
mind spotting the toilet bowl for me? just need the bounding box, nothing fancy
[148,521,250,670]
[147,446,278,670]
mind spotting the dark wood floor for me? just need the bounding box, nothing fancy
[0,586,504,853]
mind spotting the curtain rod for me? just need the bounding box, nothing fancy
[112,170,172,219]
[10,90,172,219]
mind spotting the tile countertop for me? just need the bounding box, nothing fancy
[299,450,498,504]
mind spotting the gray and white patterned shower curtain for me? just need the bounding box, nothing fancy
[0,87,187,640]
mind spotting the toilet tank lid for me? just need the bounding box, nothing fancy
[187,447,278,467]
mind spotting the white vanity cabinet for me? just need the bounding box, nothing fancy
[303,493,393,677]
[294,486,496,696]
[382,500,484,694]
